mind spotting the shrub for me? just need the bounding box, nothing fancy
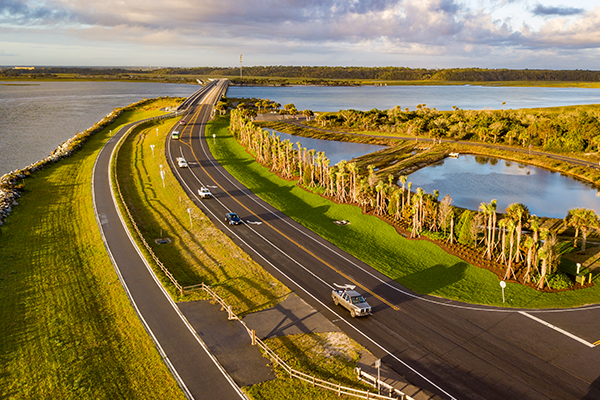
[547,272,574,290]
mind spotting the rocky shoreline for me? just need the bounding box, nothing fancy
[0,97,155,229]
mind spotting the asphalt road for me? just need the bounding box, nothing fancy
[92,85,246,400]
[167,81,600,400]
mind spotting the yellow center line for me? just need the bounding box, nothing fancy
[593,340,600,347]
[184,100,399,312]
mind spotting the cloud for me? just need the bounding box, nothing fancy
[0,0,74,24]
[2,0,600,68]
[531,4,585,17]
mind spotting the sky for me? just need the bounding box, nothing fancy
[1,0,599,69]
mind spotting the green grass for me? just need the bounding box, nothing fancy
[207,115,600,309]
[0,104,185,399]
[114,117,290,314]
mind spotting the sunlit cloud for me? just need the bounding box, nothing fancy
[0,0,599,68]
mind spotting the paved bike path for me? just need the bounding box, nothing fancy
[92,120,246,400]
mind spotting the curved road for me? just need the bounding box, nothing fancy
[92,84,246,400]
[166,80,600,400]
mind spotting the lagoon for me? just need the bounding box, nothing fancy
[265,128,387,165]
[406,154,600,218]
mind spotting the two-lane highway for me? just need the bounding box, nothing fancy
[167,80,600,400]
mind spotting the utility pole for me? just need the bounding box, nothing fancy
[239,53,243,85]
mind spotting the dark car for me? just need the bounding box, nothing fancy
[225,212,242,225]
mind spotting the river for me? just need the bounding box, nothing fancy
[3,81,600,176]
[226,85,600,112]
[0,81,198,175]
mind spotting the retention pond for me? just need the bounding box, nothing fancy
[406,154,600,218]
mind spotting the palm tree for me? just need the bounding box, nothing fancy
[579,209,600,253]
[399,175,408,212]
[479,200,498,260]
[523,236,535,284]
[537,230,560,289]
[497,218,508,264]
[506,203,529,263]
[565,208,600,253]
[503,219,517,280]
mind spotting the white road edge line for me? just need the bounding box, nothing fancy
[92,123,194,400]
[171,99,458,400]
[519,311,595,348]
[97,114,247,399]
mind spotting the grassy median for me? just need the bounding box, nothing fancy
[0,101,186,399]
[207,115,600,309]
[114,117,290,314]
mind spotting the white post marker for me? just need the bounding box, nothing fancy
[375,358,381,394]
[160,170,165,188]
[156,128,158,137]
[150,144,155,158]
[187,208,192,229]
[500,280,506,303]
[577,263,581,275]
[213,133,216,144]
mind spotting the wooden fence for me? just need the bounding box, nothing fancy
[112,108,416,400]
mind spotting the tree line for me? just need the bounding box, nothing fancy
[4,66,600,83]
[164,66,600,82]
[313,105,600,154]
[229,109,600,291]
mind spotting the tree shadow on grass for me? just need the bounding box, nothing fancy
[398,262,469,296]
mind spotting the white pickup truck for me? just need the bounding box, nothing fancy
[332,284,372,317]
[198,187,212,199]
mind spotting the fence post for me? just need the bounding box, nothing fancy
[251,329,256,346]
[227,305,235,320]
[338,383,341,396]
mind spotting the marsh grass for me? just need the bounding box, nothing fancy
[0,105,185,399]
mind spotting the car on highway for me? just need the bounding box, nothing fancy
[176,157,188,168]
[332,284,371,317]
[171,131,180,140]
[198,187,212,199]
[180,119,186,125]
[224,212,242,225]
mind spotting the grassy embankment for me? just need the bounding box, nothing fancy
[208,115,600,308]
[0,100,186,399]
[115,114,381,399]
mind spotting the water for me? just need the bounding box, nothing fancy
[0,81,198,175]
[406,155,600,218]
[265,128,387,165]
[226,85,600,112]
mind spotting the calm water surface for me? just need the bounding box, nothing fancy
[0,81,197,175]
[227,85,600,112]
[406,155,600,218]
[265,128,386,165]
